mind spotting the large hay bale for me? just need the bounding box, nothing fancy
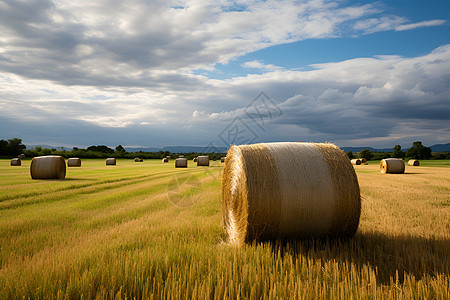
[30,155,66,179]
[162,157,168,163]
[380,158,405,174]
[197,156,209,166]
[106,158,116,165]
[351,159,361,165]
[408,159,419,166]
[175,158,187,168]
[222,142,360,245]
[360,158,367,163]
[134,157,140,162]
[221,157,226,163]
[18,154,26,159]
[67,158,81,167]
[11,158,21,166]
[193,157,198,162]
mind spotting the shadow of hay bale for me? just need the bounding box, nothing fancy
[263,232,449,285]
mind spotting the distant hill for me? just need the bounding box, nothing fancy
[430,143,450,152]
[26,143,449,153]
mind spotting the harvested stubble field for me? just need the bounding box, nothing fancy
[0,159,449,299]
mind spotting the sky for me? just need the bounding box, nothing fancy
[0,0,449,149]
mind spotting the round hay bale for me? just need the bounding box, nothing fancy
[360,158,367,163]
[175,158,187,168]
[197,156,209,166]
[408,159,419,166]
[67,158,81,167]
[221,157,226,163]
[179,155,184,158]
[380,158,405,174]
[351,159,361,165]
[162,157,168,163]
[193,157,198,162]
[11,158,21,166]
[30,155,66,179]
[222,142,361,245]
[18,154,26,159]
[106,158,116,166]
[134,157,140,162]
[139,159,143,162]
[166,156,171,159]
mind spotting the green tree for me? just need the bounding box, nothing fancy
[87,145,114,154]
[0,139,8,155]
[6,138,26,156]
[392,145,405,158]
[115,145,126,153]
[346,151,354,159]
[360,149,373,161]
[405,141,432,159]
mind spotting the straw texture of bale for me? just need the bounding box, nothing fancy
[106,158,116,165]
[162,158,168,163]
[193,157,198,162]
[351,159,361,165]
[197,156,210,166]
[134,157,140,162]
[30,155,66,179]
[221,157,226,163]
[222,142,361,245]
[67,158,81,167]
[11,158,21,166]
[175,158,187,168]
[380,158,405,174]
[18,154,26,159]
[360,158,367,163]
[408,159,420,166]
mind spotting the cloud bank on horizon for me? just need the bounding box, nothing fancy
[0,0,449,148]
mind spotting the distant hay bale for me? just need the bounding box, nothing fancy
[408,159,419,166]
[166,156,171,159]
[360,158,367,163]
[179,155,184,158]
[139,159,143,162]
[197,156,209,166]
[175,158,187,168]
[162,158,168,163]
[11,158,21,166]
[18,154,26,159]
[30,155,66,179]
[222,142,361,245]
[351,159,361,165]
[221,157,226,163]
[134,157,140,162]
[193,157,198,162]
[67,158,81,167]
[106,158,116,166]
[380,158,405,174]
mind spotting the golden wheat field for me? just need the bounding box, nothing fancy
[0,158,449,299]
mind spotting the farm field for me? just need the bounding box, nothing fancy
[0,158,449,299]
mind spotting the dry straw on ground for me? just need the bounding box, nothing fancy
[408,159,420,166]
[197,156,210,166]
[10,158,21,166]
[162,158,168,163]
[380,158,405,174]
[67,158,81,167]
[351,159,362,165]
[106,158,116,166]
[175,158,187,168]
[30,155,66,179]
[221,142,361,246]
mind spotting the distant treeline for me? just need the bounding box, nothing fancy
[346,141,450,161]
[0,138,226,160]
